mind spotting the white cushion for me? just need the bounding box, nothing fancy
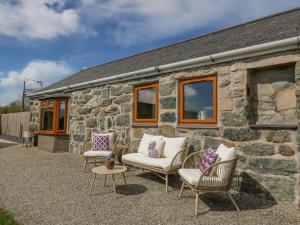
[122,153,181,170]
[138,134,164,156]
[162,137,186,160]
[216,144,235,161]
[215,144,236,179]
[83,150,112,158]
[179,168,226,187]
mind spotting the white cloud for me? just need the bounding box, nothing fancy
[0,0,298,43]
[0,0,80,40]
[0,60,73,105]
[77,0,300,46]
[185,85,197,96]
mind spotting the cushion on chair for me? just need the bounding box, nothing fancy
[179,168,226,187]
[122,153,181,170]
[162,137,186,160]
[215,144,236,179]
[199,148,219,176]
[138,134,164,156]
[83,150,112,157]
[92,134,109,151]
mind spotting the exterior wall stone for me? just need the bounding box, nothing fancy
[32,49,300,207]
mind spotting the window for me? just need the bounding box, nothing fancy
[39,98,68,134]
[133,82,158,124]
[179,75,217,125]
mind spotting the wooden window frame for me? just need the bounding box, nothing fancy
[133,82,159,125]
[38,98,68,134]
[179,75,217,125]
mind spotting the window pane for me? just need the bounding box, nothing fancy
[183,80,214,120]
[59,101,65,130]
[41,110,54,130]
[137,88,156,119]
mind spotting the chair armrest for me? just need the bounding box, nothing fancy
[83,140,91,152]
[181,150,206,168]
[196,158,238,188]
[167,146,190,171]
[121,140,140,155]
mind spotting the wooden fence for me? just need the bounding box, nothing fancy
[0,112,31,138]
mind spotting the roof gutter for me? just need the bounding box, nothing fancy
[29,36,300,97]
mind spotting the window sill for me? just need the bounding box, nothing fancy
[250,124,298,129]
[132,123,158,128]
[177,125,220,129]
[36,131,69,136]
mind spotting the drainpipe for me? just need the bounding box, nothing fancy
[28,36,300,97]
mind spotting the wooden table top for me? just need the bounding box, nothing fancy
[91,166,127,175]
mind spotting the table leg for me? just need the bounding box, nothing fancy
[104,175,107,187]
[112,174,117,199]
[122,172,127,184]
[89,173,96,196]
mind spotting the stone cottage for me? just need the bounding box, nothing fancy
[29,8,300,206]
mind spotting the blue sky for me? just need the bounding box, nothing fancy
[0,0,299,105]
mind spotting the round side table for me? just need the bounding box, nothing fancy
[89,165,127,198]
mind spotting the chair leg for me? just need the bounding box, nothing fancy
[195,193,199,215]
[82,159,88,173]
[179,182,185,198]
[165,174,169,192]
[228,192,240,212]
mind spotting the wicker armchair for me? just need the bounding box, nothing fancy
[178,149,240,215]
[122,139,190,192]
[82,134,120,173]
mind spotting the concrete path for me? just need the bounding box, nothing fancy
[0,145,299,225]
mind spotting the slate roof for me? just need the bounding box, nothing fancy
[40,7,300,92]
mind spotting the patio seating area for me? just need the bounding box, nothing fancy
[0,145,299,225]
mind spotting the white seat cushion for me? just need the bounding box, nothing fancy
[138,134,164,156]
[83,150,112,158]
[179,168,226,187]
[122,153,181,170]
[162,137,186,161]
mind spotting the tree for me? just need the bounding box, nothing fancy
[0,101,28,114]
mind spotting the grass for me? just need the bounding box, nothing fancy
[0,208,20,225]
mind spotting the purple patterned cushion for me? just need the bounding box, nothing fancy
[200,148,218,176]
[92,134,109,151]
[148,141,159,158]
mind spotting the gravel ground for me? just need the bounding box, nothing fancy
[0,145,299,225]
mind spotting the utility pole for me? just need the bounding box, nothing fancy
[21,78,44,111]
[22,80,26,111]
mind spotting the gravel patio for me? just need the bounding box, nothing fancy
[0,145,299,225]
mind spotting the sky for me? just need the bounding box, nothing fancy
[0,0,300,105]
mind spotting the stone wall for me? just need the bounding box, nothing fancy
[29,100,40,132]
[248,64,297,125]
[34,50,300,206]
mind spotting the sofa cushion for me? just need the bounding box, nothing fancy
[122,153,181,170]
[179,168,226,187]
[147,139,165,158]
[83,150,112,157]
[162,137,186,160]
[138,134,164,156]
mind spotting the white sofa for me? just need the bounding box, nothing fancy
[122,134,189,192]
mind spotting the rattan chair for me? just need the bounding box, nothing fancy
[82,134,120,173]
[178,150,240,215]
